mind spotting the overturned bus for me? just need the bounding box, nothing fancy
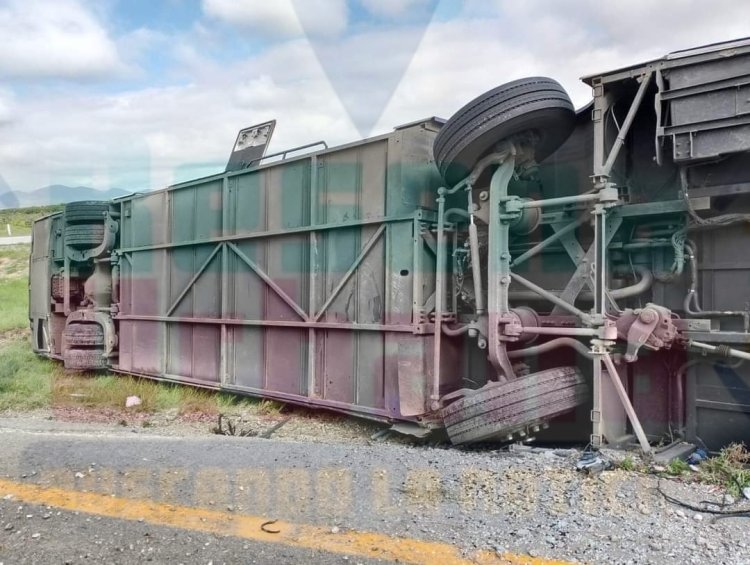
[29,39,750,451]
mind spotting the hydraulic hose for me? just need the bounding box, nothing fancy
[507,337,594,360]
[683,240,749,331]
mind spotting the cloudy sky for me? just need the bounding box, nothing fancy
[0,0,748,198]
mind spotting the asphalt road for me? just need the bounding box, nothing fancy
[0,236,31,245]
[1,417,748,565]
[0,418,558,565]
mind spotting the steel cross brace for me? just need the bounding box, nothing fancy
[551,214,622,316]
[551,218,621,313]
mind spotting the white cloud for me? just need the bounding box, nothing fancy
[0,37,357,192]
[3,0,750,194]
[0,89,14,125]
[0,0,122,79]
[466,0,750,75]
[202,0,348,38]
[359,0,431,19]
[498,0,750,51]
[117,27,168,62]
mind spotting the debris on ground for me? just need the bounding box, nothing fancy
[575,450,613,475]
[687,448,708,465]
[124,396,141,408]
[652,441,697,465]
[212,414,257,437]
[258,418,289,439]
[260,520,281,534]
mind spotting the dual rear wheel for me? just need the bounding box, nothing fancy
[63,323,107,371]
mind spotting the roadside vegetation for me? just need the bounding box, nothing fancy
[0,244,30,332]
[0,204,62,237]
[0,339,54,410]
[615,444,750,500]
[697,443,750,497]
[0,244,268,420]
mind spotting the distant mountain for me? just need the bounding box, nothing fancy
[0,185,131,209]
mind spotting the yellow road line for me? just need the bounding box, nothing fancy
[0,478,572,565]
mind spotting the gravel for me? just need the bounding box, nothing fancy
[1,414,749,564]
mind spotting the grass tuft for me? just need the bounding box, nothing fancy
[698,443,750,497]
[257,399,285,416]
[618,455,636,472]
[665,458,691,476]
[216,392,259,412]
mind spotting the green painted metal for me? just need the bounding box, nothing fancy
[108,118,457,420]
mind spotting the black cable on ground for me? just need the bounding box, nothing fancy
[656,479,750,522]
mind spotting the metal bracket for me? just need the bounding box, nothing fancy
[624,309,659,362]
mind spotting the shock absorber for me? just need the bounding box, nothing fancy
[466,185,485,316]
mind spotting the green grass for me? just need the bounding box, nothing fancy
[52,373,223,414]
[0,278,29,332]
[618,455,636,471]
[0,244,31,333]
[0,244,30,278]
[216,392,259,412]
[665,458,691,476]
[698,443,750,497]
[0,340,266,416]
[0,339,54,410]
[0,205,62,237]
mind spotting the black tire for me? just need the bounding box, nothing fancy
[63,323,105,347]
[64,201,109,224]
[65,224,105,249]
[51,274,64,301]
[64,348,108,371]
[442,366,588,445]
[434,77,576,185]
[51,275,82,302]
